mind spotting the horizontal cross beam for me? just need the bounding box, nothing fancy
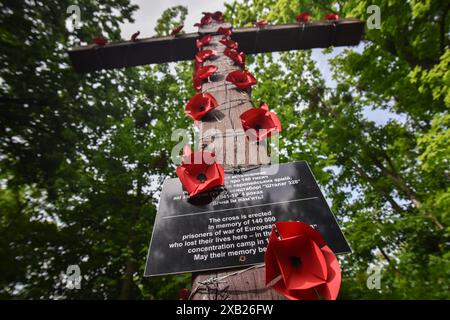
[68,19,364,73]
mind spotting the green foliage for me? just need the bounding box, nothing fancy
[154,5,188,36]
[0,0,448,299]
[225,0,449,299]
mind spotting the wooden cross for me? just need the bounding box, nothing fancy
[69,16,364,300]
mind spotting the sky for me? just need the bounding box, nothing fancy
[119,0,405,125]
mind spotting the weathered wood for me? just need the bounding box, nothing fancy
[68,19,364,73]
[190,21,282,300]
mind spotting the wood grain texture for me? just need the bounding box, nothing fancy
[190,21,282,300]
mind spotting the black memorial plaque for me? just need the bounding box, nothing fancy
[145,161,350,276]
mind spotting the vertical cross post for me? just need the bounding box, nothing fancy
[190,18,282,300]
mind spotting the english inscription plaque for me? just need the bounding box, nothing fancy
[145,161,350,276]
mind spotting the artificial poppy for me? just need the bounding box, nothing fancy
[211,11,224,22]
[194,61,202,71]
[296,12,311,23]
[176,147,225,197]
[240,102,281,141]
[224,48,245,66]
[217,27,232,36]
[255,19,269,26]
[195,49,217,63]
[196,34,212,49]
[171,25,184,36]
[219,38,239,49]
[194,11,224,27]
[179,288,191,300]
[200,14,213,26]
[265,221,341,300]
[324,13,339,21]
[194,65,218,80]
[92,36,107,46]
[185,93,218,120]
[225,70,257,90]
[131,31,140,41]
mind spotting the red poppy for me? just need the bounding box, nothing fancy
[217,27,232,36]
[225,70,257,90]
[131,31,140,41]
[92,36,107,46]
[212,11,224,22]
[194,65,218,80]
[196,34,212,49]
[176,147,225,197]
[219,38,239,49]
[192,75,202,92]
[194,11,222,27]
[194,61,202,71]
[324,13,339,21]
[195,49,217,63]
[179,288,190,300]
[224,48,245,66]
[171,25,184,36]
[240,102,281,141]
[255,19,269,26]
[296,12,311,23]
[185,93,218,120]
[265,221,341,300]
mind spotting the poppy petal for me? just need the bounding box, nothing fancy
[316,245,341,300]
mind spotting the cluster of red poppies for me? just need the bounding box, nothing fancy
[178,12,342,301]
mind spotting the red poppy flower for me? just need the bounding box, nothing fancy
[171,25,184,36]
[219,38,239,49]
[255,19,269,26]
[195,49,217,63]
[324,13,339,21]
[131,31,140,41]
[265,221,341,300]
[224,48,245,66]
[212,11,224,22]
[195,65,218,80]
[92,36,107,46]
[196,34,212,49]
[185,93,218,120]
[217,27,232,36]
[176,147,225,197]
[296,12,311,23]
[240,102,282,141]
[192,75,202,92]
[179,288,190,300]
[225,70,256,90]
[194,61,202,71]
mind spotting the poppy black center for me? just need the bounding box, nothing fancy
[254,124,262,130]
[197,173,207,182]
[290,256,302,268]
[199,106,205,112]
